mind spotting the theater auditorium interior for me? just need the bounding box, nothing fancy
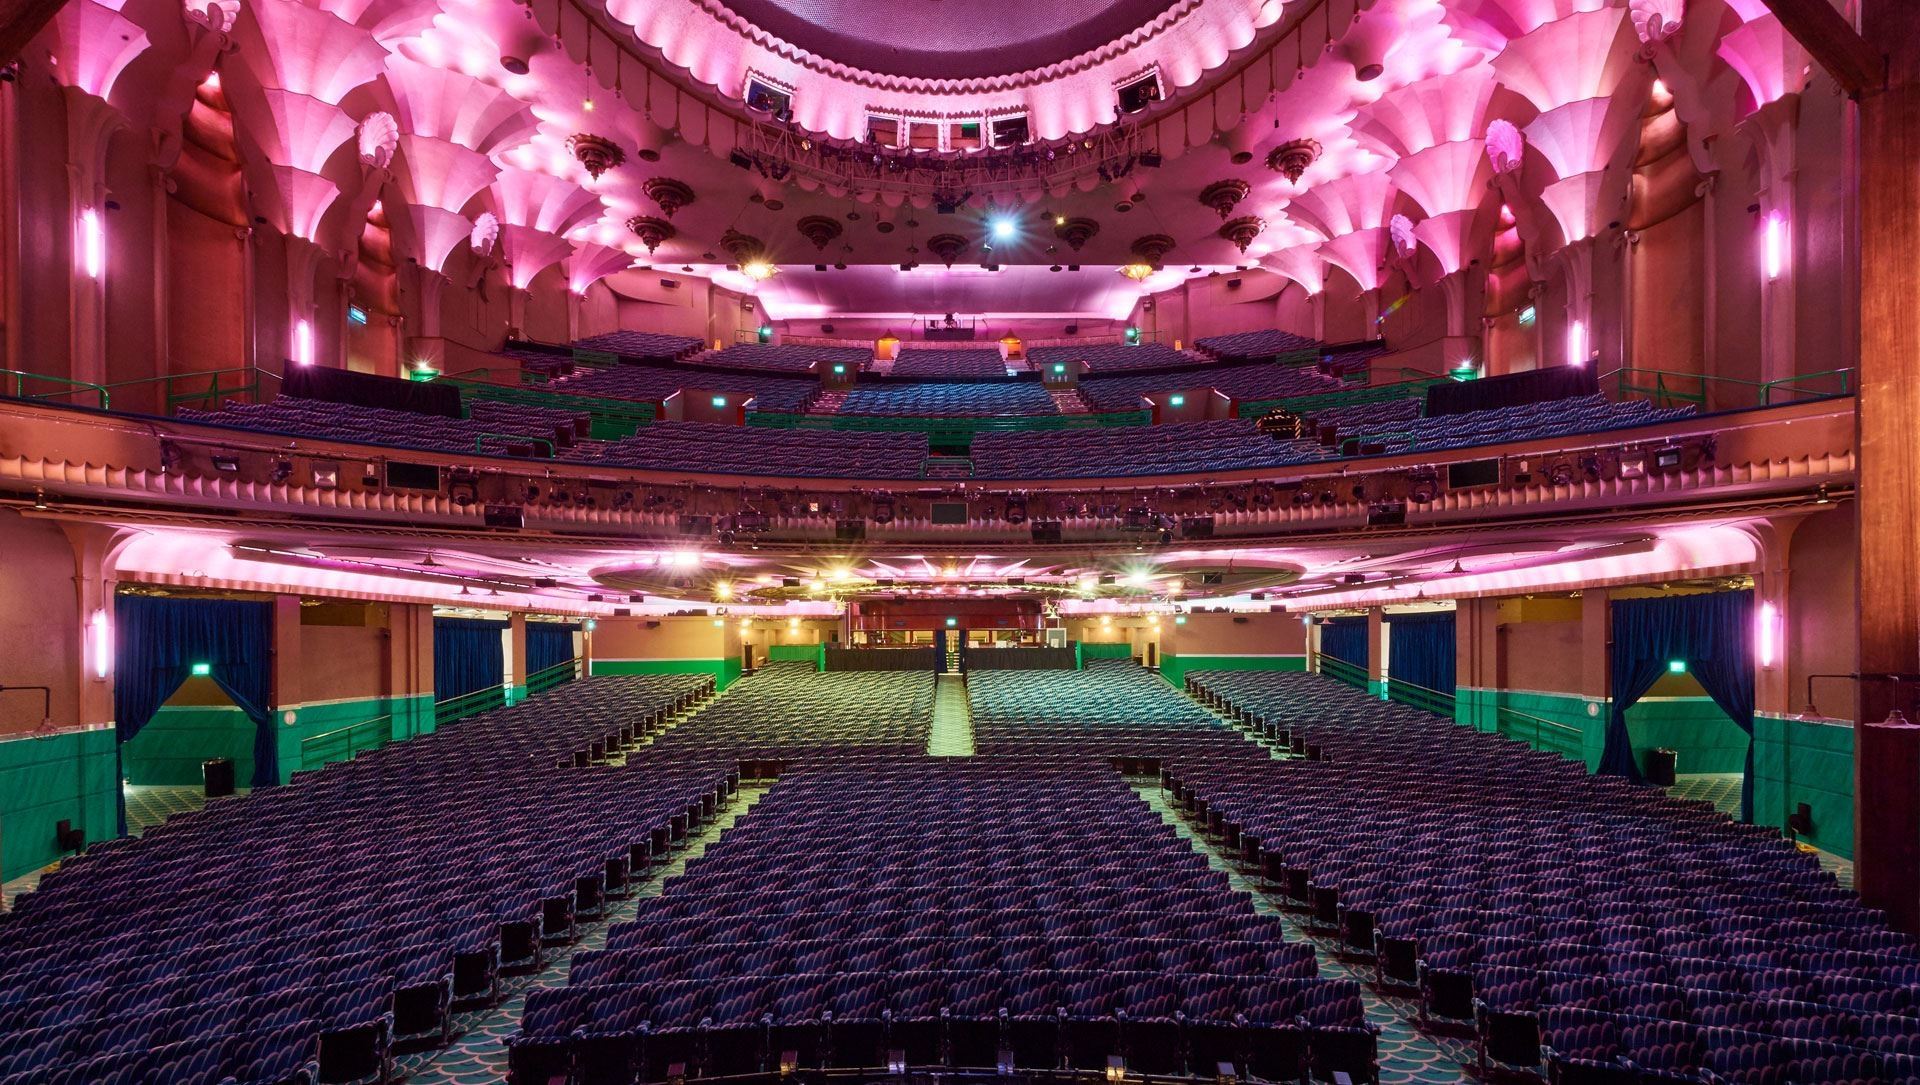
[0,0,1919,1081]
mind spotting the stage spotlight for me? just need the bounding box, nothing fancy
[990,217,1016,241]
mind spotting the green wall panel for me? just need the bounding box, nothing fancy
[1752,713,1854,858]
[281,696,434,781]
[768,645,822,664]
[1078,642,1135,660]
[1160,654,1305,690]
[123,706,255,786]
[591,658,739,689]
[0,728,118,882]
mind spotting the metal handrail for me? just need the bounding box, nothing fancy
[1317,655,1370,691]
[298,713,393,768]
[475,432,556,457]
[1757,367,1855,405]
[1495,704,1586,752]
[1384,674,1457,716]
[0,368,110,409]
[434,683,507,726]
[1607,365,1857,410]
[526,657,580,695]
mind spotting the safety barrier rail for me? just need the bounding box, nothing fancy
[297,713,394,771]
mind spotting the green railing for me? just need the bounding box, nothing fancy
[435,371,654,439]
[1,368,110,409]
[1495,705,1586,758]
[748,408,1150,445]
[476,432,555,457]
[1387,677,1456,718]
[1610,366,1856,410]
[1318,655,1369,692]
[1235,373,1442,419]
[156,367,278,413]
[526,657,580,696]
[434,683,507,728]
[297,713,394,770]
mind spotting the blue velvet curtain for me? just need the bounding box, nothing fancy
[434,617,507,702]
[1318,617,1368,669]
[1385,611,1457,696]
[527,622,578,677]
[1605,591,1757,820]
[113,595,277,826]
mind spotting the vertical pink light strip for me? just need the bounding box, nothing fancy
[78,209,104,280]
[1568,320,1587,367]
[90,608,109,679]
[293,320,313,365]
[1763,212,1787,281]
[1758,600,1780,668]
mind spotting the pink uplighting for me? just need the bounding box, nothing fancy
[1567,320,1587,367]
[293,319,313,366]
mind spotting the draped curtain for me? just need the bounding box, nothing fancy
[113,595,277,824]
[1604,591,1758,821]
[1318,617,1368,669]
[434,618,507,701]
[1385,611,1457,695]
[526,622,578,677]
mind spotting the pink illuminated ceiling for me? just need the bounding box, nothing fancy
[702,263,1238,321]
[62,0,1802,315]
[711,0,1187,79]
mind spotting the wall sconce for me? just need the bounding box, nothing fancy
[1763,211,1787,282]
[77,208,104,279]
[90,609,109,679]
[1758,601,1780,668]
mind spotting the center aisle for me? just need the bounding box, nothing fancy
[928,674,975,756]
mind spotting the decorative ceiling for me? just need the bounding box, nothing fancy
[67,0,1808,316]
[707,0,1188,79]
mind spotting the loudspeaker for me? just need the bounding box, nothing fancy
[1180,516,1215,539]
[835,519,867,541]
[678,514,714,536]
[483,504,525,529]
[1029,521,1063,544]
[1788,803,1813,836]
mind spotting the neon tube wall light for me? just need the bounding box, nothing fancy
[78,209,104,280]
[1763,212,1787,281]
[293,319,313,366]
[90,609,109,679]
[1567,320,1587,367]
[1758,601,1780,668]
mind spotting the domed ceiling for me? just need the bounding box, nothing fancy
[711,0,1185,79]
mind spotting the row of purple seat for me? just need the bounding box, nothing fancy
[509,759,1379,1083]
[0,675,728,1084]
[890,348,1008,380]
[1166,670,1920,1082]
